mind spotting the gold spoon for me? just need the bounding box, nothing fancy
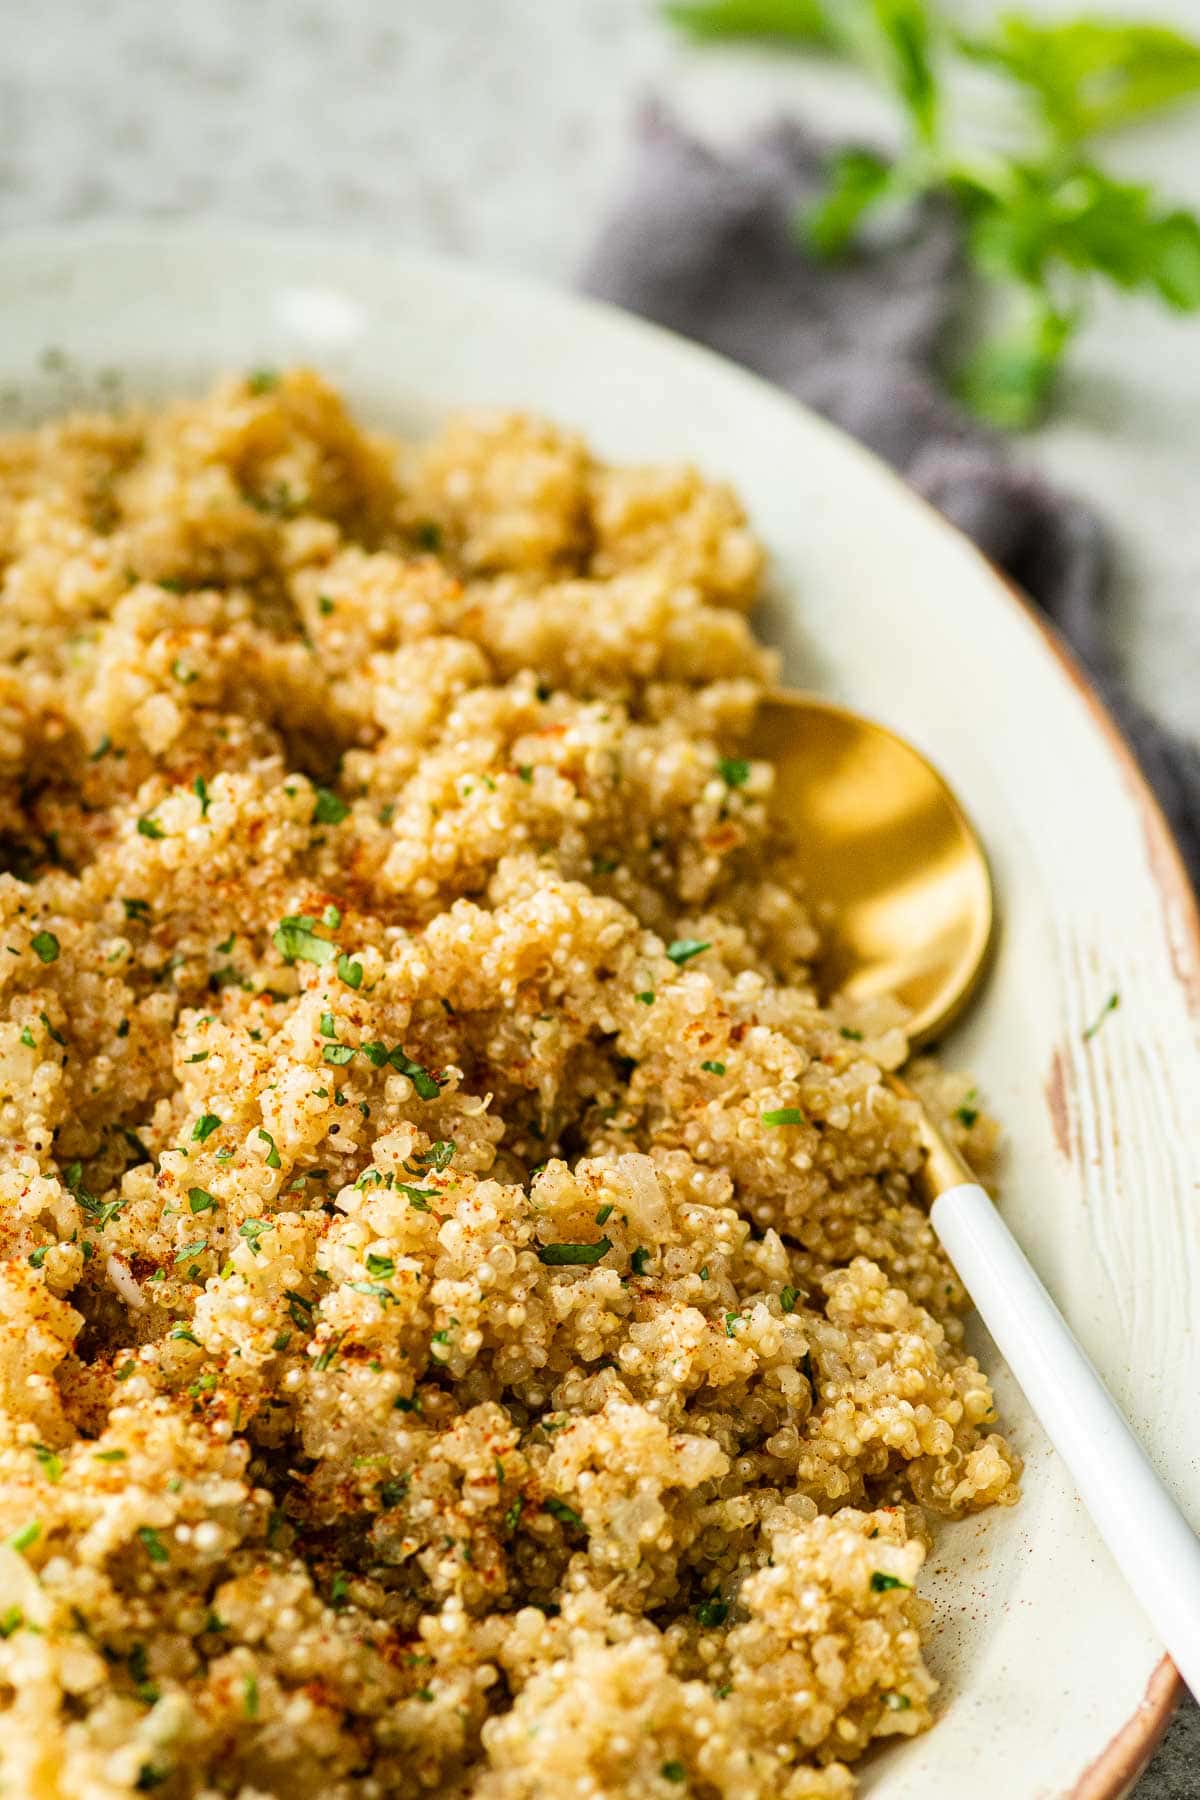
[752,689,1200,1699]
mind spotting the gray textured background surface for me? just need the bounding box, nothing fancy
[1,1,1197,1791]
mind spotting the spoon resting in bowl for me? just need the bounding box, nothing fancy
[752,690,1200,1700]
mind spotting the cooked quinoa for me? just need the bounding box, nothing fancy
[0,371,1019,1800]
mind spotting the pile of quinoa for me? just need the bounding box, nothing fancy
[0,372,1019,1799]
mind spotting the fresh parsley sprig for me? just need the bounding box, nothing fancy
[665,1,1200,424]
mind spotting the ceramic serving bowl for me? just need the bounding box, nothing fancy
[1,227,1196,1799]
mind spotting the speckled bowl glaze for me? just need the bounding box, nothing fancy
[1,227,1196,1799]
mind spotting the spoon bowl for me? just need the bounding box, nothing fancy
[751,692,993,1044]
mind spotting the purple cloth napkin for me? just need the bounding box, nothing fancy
[582,108,1200,885]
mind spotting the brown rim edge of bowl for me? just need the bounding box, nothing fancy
[992,572,1195,1797]
[1069,1657,1183,1800]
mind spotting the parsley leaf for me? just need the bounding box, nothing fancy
[665,0,1200,425]
[336,951,363,989]
[273,915,336,966]
[666,938,710,966]
[538,1236,612,1266]
[312,788,349,826]
[959,17,1200,144]
[716,755,751,788]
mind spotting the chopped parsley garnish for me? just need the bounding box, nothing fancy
[89,735,112,761]
[399,1184,436,1212]
[349,1280,395,1306]
[839,1026,864,1041]
[30,931,59,964]
[136,815,165,840]
[216,932,235,953]
[188,1187,217,1214]
[94,1449,126,1462]
[63,1162,126,1231]
[503,1494,524,1533]
[320,1011,337,1038]
[138,1526,168,1564]
[243,1673,259,1718]
[361,1041,446,1097]
[780,1285,801,1313]
[40,1012,65,1045]
[314,1333,343,1372]
[717,756,751,788]
[366,1252,395,1278]
[322,904,341,929]
[666,938,709,965]
[882,1691,912,1711]
[123,898,151,921]
[284,1288,313,1329]
[1083,991,1121,1040]
[336,951,363,989]
[516,764,533,783]
[695,1596,728,1627]
[169,1326,201,1346]
[662,1763,687,1783]
[700,1059,725,1074]
[173,1239,208,1264]
[630,1247,652,1275]
[27,1246,48,1269]
[724,1312,743,1338]
[870,1571,911,1593]
[184,1050,208,1063]
[594,1203,614,1225]
[19,1026,35,1048]
[237,1218,274,1255]
[413,520,442,551]
[635,991,655,1005]
[318,594,335,615]
[538,1236,612,1267]
[272,914,336,966]
[0,1607,22,1638]
[312,788,349,826]
[171,658,197,686]
[389,1049,443,1099]
[955,1104,979,1128]
[543,1496,584,1530]
[257,1128,281,1168]
[322,1043,356,1065]
[191,1113,221,1143]
[247,369,279,394]
[416,1140,455,1172]
[6,1521,40,1554]
[762,1107,805,1127]
[32,1444,62,1483]
[193,776,211,817]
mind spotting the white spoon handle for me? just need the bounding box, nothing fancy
[932,1181,1200,1700]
